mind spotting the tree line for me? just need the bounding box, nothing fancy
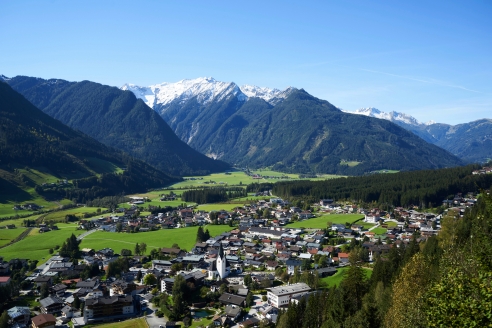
[272,164,492,207]
[181,187,247,204]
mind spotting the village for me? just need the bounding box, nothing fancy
[0,190,480,328]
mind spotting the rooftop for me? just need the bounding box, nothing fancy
[267,283,311,296]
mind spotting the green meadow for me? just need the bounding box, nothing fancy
[0,214,41,228]
[122,170,342,212]
[321,267,372,287]
[165,170,341,189]
[0,228,27,247]
[81,225,232,254]
[43,207,106,222]
[0,224,83,262]
[287,214,365,229]
[0,196,60,219]
[371,227,388,235]
[85,318,147,328]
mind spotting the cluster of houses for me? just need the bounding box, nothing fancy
[2,190,482,327]
[1,253,149,328]
[12,203,42,211]
[472,166,492,175]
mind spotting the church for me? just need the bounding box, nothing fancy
[208,243,230,280]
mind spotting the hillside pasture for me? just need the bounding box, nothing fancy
[0,227,27,247]
[84,157,125,175]
[321,267,372,287]
[0,214,41,228]
[0,224,84,262]
[43,207,105,222]
[81,225,232,254]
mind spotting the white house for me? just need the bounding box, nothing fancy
[267,283,311,308]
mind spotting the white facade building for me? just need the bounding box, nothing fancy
[267,283,311,308]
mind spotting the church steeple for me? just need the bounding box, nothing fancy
[216,242,228,279]
[218,242,225,259]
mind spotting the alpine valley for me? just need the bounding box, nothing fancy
[6,75,487,175]
[2,76,230,177]
[122,77,465,175]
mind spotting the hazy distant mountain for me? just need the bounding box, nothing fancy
[123,77,463,174]
[346,107,492,163]
[5,75,230,176]
[0,81,177,202]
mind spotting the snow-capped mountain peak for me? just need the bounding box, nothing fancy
[240,85,295,105]
[345,107,425,127]
[121,77,295,109]
[122,77,245,108]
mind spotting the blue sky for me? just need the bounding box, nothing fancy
[1,0,491,124]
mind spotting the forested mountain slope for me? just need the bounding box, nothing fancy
[5,76,230,176]
[124,78,464,174]
[180,89,463,174]
[0,82,178,203]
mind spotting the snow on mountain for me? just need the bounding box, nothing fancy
[121,84,155,107]
[0,75,11,82]
[345,107,425,127]
[122,77,246,109]
[121,77,294,108]
[240,85,295,105]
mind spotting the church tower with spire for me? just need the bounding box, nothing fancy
[216,243,228,279]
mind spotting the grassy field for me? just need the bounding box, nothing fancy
[43,207,106,222]
[165,170,341,189]
[0,228,27,247]
[321,267,373,287]
[287,214,364,229]
[81,225,232,253]
[189,317,213,328]
[385,221,397,228]
[123,170,342,212]
[0,214,42,228]
[85,318,147,328]
[0,224,83,262]
[0,195,60,218]
[371,227,388,235]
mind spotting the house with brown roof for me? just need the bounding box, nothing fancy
[160,248,185,257]
[31,314,56,328]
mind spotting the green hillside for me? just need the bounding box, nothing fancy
[0,82,178,207]
[186,90,464,174]
[6,76,230,176]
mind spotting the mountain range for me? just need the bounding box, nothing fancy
[4,74,478,175]
[346,107,492,163]
[3,75,230,176]
[0,81,178,203]
[122,77,463,174]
